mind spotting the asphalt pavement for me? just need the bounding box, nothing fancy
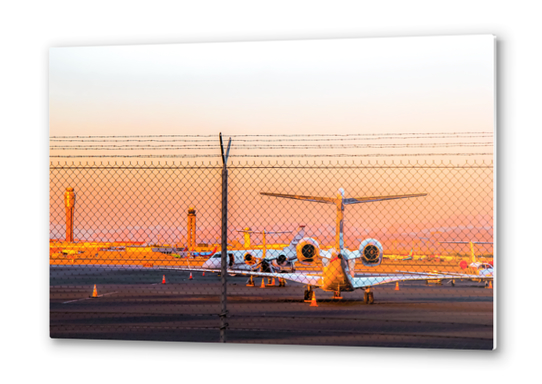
[50,265,494,350]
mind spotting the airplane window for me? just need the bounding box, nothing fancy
[212,254,220,259]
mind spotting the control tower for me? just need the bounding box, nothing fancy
[64,187,76,242]
[187,207,196,250]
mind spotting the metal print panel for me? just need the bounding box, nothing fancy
[49,35,495,349]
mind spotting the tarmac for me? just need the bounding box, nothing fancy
[50,265,494,350]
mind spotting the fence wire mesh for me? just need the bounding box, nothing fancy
[50,136,494,349]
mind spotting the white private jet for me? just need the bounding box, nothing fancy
[197,226,306,275]
[163,188,488,303]
[440,241,494,280]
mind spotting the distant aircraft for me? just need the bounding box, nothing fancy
[153,246,218,258]
[235,227,303,273]
[199,226,305,275]
[61,249,83,256]
[398,248,414,261]
[439,241,494,281]
[163,188,488,303]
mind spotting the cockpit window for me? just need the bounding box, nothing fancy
[212,254,221,259]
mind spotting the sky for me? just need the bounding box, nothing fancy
[49,35,494,138]
[49,35,495,250]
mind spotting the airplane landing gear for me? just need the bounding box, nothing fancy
[363,287,374,304]
[333,290,343,300]
[304,285,313,302]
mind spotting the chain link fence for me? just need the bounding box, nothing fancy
[50,155,493,349]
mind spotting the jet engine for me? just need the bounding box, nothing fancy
[275,254,288,266]
[296,238,320,264]
[358,238,383,267]
[271,254,296,272]
[244,252,258,266]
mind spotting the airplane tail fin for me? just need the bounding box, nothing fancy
[287,225,305,249]
[470,241,476,264]
[439,241,492,264]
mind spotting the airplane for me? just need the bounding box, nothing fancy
[397,248,414,261]
[196,226,306,276]
[236,227,303,273]
[162,188,489,303]
[439,241,494,281]
[153,245,218,258]
[177,247,218,258]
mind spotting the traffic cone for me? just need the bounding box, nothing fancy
[260,278,266,288]
[487,280,493,289]
[271,278,276,286]
[310,291,318,307]
[90,284,98,298]
[189,272,193,280]
[395,282,400,291]
[162,275,166,284]
[202,272,205,277]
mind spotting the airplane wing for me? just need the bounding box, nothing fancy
[158,265,322,286]
[343,193,427,205]
[350,271,491,289]
[260,192,335,204]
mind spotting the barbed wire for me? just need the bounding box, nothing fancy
[50,142,493,150]
[50,131,492,138]
[50,132,493,143]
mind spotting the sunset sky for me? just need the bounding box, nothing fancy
[50,35,494,139]
[49,35,494,251]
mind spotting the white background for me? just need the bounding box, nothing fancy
[1,1,540,383]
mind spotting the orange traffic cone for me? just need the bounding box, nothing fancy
[395,282,400,291]
[90,284,98,298]
[189,272,193,280]
[310,291,318,307]
[271,278,276,286]
[487,280,493,289]
[162,275,166,284]
[202,272,205,277]
[260,278,266,288]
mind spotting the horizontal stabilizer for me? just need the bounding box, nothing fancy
[261,192,426,205]
[236,229,292,234]
[260,192,335,204]
[439,241,493,244]
[343,193,427,205]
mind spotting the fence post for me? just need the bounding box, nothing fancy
[219,133,231,342]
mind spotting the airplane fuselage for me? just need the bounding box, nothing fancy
[201,248,296,272]
[320,255,354,292]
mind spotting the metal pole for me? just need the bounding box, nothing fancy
[219,133,230,342]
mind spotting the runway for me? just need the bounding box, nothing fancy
[50,265,494,350]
